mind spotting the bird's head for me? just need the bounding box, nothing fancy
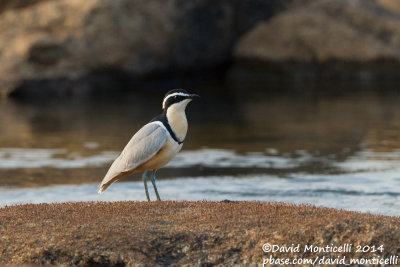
[162,89,200,112]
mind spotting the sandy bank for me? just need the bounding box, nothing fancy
[0,201,399,266]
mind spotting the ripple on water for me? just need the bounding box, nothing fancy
[0,147,400,216]
[0,148,118,169]
[0,148,314,169]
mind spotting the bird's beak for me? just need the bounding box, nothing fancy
[190,94,200,99]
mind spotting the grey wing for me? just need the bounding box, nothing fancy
[98,122,167,193]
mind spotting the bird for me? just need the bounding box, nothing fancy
[98,89,199,201]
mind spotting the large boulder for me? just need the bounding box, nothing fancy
[229,0,400,94]
[0,0,288,97]
[235,0,400,64]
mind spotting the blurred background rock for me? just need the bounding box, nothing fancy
[0,0,288,98]
[2,0,400,99]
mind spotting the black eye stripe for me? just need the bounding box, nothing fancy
[165,95,187,108]
[175,96,185,101]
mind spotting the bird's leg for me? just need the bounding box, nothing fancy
[142,170,150,202]
[150,170,161,201]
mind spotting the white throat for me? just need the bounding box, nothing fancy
[166,99,191,141]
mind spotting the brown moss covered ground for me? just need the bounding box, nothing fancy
[0,201,399,266]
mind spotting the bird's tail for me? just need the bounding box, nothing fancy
[98,154,134,194]
[98,177,117,194]
[98,171,131,194]
[98,185,107,194]
[98,175,112,194]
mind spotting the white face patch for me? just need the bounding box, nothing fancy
[162,93,191,109]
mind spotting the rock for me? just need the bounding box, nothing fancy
[234,0,400,64]
[0,0,288,97]
[0,0,50,14]
[1,201,400,266]
[377,0,400,15]
[229,0,400,94]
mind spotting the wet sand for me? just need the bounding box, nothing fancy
[0,201,399,266]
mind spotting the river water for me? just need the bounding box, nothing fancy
[0,89,399,216]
